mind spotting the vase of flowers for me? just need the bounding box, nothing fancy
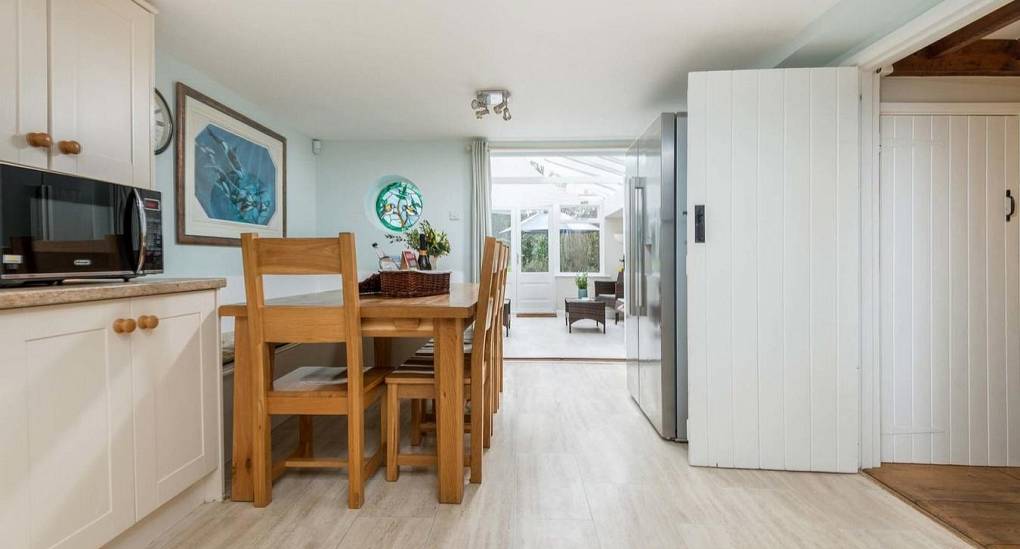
[575,272,589,298]
[385,220,451,269]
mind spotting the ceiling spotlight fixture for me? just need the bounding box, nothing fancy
[472,89,511,121]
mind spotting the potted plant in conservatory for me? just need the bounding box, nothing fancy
[385,220,451,269]
[575,272,589,299]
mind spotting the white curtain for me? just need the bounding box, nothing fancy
[470,138,492,282]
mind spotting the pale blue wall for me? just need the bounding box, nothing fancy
[314,140,473,281]
[153,50,319,309]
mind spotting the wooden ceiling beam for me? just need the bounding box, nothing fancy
[893,39,1020,76]
[924,0,1020,58]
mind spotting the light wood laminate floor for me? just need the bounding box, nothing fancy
[151,361,968,549]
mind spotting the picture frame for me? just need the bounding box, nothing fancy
[175,82,287,246]
[401,250,419,270]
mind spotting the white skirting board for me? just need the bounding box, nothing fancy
[105,470,222,549]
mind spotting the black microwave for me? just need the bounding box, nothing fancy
[0,163,163,284]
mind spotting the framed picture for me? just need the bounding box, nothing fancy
[175,82,286,246]
[401,250,419,270]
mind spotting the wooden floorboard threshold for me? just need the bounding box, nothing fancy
[863,469,983,549]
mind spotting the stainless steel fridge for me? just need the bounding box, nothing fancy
[624,113,687,441]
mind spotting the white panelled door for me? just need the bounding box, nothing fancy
[687,67,861,473]
[514,206,556,314]
[880,112,1020,466]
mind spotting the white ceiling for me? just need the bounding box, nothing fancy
[154,0,844,141]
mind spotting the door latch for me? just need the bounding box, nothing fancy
[694,205,705,243]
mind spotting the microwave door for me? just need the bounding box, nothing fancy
[31,173,133,278]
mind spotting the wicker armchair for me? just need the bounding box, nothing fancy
[594,271,624,322]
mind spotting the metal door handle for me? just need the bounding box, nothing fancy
[1008,190,1016,222]
[133,189,147,272]
[694,205,705,243]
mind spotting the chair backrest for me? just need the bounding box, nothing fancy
[240,233,364,378]
[482,241,510,358]
[469,238,498,371]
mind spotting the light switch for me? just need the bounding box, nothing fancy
[449,211,461,221]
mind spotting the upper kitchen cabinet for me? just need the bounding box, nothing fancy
[50,0,154,188]
[0,0,155,189]
[0,0,48,170]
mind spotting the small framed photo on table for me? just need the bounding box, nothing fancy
[401,250,419,270]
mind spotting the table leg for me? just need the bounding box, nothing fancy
[230,321,254,502]
[374,337,391,369]
[435,317,465,503]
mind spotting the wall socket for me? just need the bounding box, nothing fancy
[448,211,460,221]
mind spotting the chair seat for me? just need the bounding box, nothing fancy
[386,364,472,385]
[272,366,390,395]
[415,329,475,356]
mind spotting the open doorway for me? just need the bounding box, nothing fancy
[490,150,626,360]
[866,6,1020,547]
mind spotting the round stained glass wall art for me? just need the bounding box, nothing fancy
[373,177,423,232]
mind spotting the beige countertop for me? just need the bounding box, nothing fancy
[0,277,226,310]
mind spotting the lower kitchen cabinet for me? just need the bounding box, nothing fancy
[131,291,219,517]
[0,289,220,549]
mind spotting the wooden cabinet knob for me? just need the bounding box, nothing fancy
[138,315,160,330]
[58,140,81,155]
[113,318,137,334]
[26,132,52,148]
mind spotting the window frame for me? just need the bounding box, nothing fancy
[554,202,604,277]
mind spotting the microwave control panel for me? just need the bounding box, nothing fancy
[138,189,164,274]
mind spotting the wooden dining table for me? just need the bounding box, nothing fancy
[219,283,479,504]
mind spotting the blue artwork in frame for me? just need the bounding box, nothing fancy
[194,124,277,226]
[176,82,287,246]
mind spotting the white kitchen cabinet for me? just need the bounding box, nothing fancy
[50,0,154,188]
[0,0,154,188]
[131,291,220,518]
[0,289,220,549]
[0,300,136,549]
[0,0,49,169]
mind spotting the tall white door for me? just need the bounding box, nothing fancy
[687,67,861,473]
[880,112,1020,466]
[515,206,556,314]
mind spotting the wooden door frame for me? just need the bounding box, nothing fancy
[838,0,1015,469]
[823,0,1016,470]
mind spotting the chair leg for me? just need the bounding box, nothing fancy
[386,384,399,481]
[470,374,485,483]
[252,343,272,507]
[347,399,365,509]
[298,416,314,457]
[410,399,423,446]
[483,373,493,449]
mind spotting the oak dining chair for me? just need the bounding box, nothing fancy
[384,237,506,484]
[240,232,389,509]
[409,240,508,448]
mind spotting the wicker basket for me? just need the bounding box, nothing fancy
[379,270,451,298]
[358,273,382,295]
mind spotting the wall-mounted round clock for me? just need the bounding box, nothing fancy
[152,88,174,155]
